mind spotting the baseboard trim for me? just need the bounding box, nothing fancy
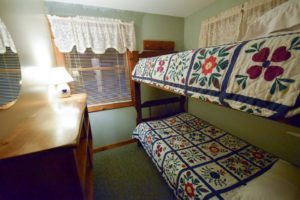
[93,138,137,153]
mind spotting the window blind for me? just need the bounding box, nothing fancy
[64,48,131,107]
[0,47,21,108]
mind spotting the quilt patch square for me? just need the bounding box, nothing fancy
[141,57,158,78]
[173,123,195,135]
[239,146,277,168]
[147,120,168,129]
[177,113,196,122]
[152,140,171,167]
[151,54,173,82]
[178,147,209,167]
[142,130,160,155]
[155,128,179,139]
[163,152,187,187]
[177,170,212,200]
[187,118,209,130]
[184,131,211,145]
[224,34,300,118]
[163,116,184,126]
[199,141,230,158]
[200,126,226,138]
[220,155,260,180]
[217,134,248,151]
[165,135,193,150]
[165,50,193,85]
[194,163,238,190]
[187,45,237,103]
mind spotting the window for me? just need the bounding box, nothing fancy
[47,15,136,112]
[63,48,133,111]
[0,47,21,109]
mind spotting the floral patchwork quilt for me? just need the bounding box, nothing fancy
[132,32,300,120]
[133,113,277,200]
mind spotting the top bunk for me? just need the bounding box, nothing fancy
[132,31,300,126]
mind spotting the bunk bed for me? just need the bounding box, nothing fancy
[130,31,300,199]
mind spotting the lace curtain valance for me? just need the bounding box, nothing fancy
[198,6,242,47]
[0,18,17,53]
[198,0,287,47]
[47,15,136,54]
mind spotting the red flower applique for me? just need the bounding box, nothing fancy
[146,62,152,69]
[157,60,165,73]
[247,46,291,81]
[184,182,195,198]
[147,135,152,144]
[202,56,217,76]
[209,146,220,154]
[155,145,163,157]
[252,151,264,159]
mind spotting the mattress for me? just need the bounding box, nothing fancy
[133,113,279,199]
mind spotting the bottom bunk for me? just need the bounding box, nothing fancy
[132,112,299,200]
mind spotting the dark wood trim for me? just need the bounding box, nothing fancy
[141,111,183,123]
[126,50,139,106]
[93,139,137,153]
[143,40,174,51]
[141,97,183,108]
[139,50,176,58]
[135,80,185,96]
[88,101,133,113]
[134,82,142,125]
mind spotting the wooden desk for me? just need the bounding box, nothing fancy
[0,94,93,200]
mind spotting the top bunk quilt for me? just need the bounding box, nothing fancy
[132,32,300,120]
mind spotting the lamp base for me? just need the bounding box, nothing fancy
[56,83,71,98]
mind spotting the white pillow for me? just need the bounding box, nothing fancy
[224,160,300,200]
[243,1,300,40]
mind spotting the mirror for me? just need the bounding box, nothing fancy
[0,19,21,109]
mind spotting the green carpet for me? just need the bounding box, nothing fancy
[93,143,175,200]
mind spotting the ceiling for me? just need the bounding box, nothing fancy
[45,0,216,17]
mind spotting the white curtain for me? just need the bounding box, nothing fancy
[48,15,136,54]
[238,0,288,40]
[198,0,287,47]
[198,6,242,47]
[0,18,17,53]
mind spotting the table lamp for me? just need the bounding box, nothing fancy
[48,67,74,98]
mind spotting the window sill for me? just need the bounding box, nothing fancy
[87,101,134,113]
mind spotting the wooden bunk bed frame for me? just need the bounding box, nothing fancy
[128,40,186,125]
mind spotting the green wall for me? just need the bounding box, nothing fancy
[184,0,300,166]
[45,2,184,148]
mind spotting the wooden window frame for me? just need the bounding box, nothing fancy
[49,22,136,113]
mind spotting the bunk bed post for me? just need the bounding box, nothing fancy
[134,82,142,125]
[179,95,186,113]
[126,50,142,125]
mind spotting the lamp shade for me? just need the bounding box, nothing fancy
[48,67,74,85]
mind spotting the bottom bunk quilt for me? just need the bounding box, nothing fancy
[132,113,277,200]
